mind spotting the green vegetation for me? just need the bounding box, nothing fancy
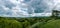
[0,16,59,28]
[42,19,60,28]
[0,19,22,28]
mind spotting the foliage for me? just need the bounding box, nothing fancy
[0,19,22,28]
[0,16,60,28]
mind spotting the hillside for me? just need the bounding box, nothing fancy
[0,17,59,28]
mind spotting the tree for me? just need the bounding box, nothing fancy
[0,19,22,28]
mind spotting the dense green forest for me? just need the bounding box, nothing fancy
[0,16,60,28]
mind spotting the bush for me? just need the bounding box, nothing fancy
[42,19,60,28]
[0,19,22,28]
[22,20,30,28]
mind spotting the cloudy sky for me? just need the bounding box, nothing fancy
[0,0,60,17]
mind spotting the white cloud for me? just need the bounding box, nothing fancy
[0,0,60,17]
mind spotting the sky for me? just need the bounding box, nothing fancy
[0,0,60,17]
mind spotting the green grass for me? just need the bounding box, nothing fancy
[42,19,60,28]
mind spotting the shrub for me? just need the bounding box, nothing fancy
[0,19,22,28]
[22,20,30,28]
